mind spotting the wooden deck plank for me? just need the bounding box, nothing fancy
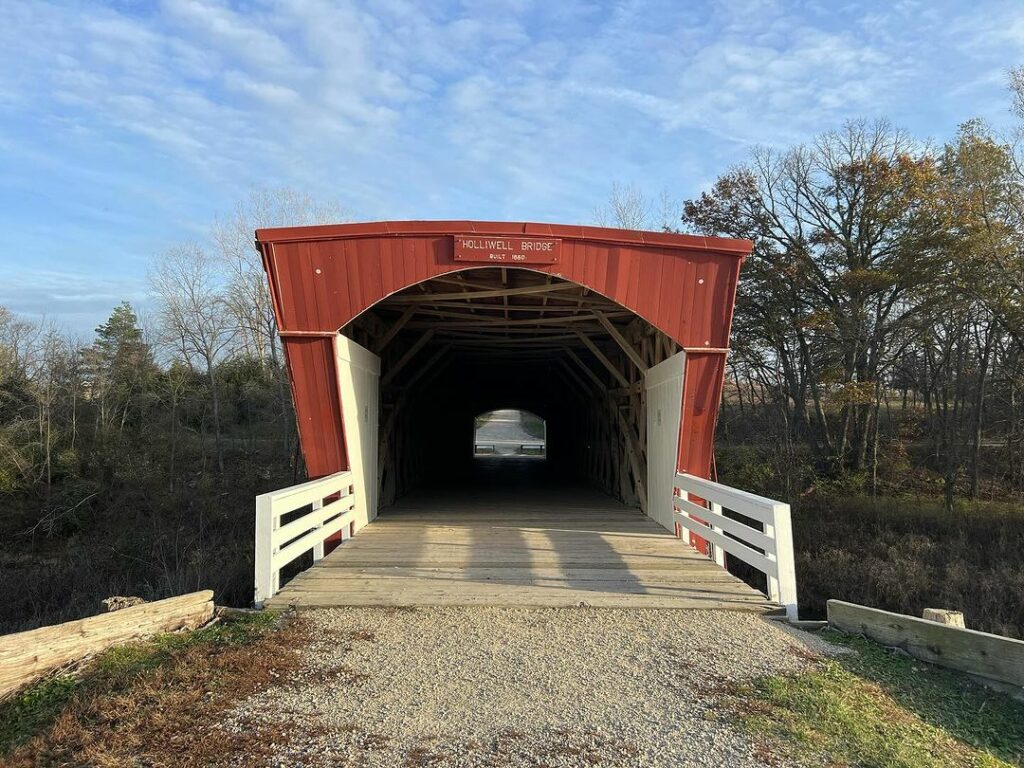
[267,488,777,612]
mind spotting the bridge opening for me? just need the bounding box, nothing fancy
[473,409,547,459]
[340,267,675,511]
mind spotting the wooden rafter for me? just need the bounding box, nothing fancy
[375,306,417,352]
[449,334,583,345]
[411,306,631,317]
[382,329,435,387]
[594,311,648,372]
[427,326,593,336]
[410,311,629,327]
[429,274,505,291]
[574,331,630,388]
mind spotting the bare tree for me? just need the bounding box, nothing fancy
[593,182,653,230]
[655,190,681,232]
[213,188,349,456]
[213,187,349,367]
[0,305,42,373]
[1009,66,1024,121]
[150,244,236,473]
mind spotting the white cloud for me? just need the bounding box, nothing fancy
[4,0,1024,334]
[0,268,151,332]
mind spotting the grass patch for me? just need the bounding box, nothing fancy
[724,631,1024,767]
[0,610,304,766]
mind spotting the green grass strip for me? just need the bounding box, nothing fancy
[729,631,1024,767]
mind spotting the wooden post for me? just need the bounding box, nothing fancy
[829,600,1024,689]
[710,501,726,567]
[311,497,325,562]
[254,493,276,607]
[1,591,215,698]
[766,503,798,620]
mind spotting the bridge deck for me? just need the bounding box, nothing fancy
[266,461,779,612]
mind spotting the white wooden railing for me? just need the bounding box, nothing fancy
[255,471,357,607]
[673,473,798,619]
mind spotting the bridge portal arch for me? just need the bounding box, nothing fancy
[257,221,750,537]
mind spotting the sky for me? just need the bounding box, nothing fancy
[2,0,1024,336]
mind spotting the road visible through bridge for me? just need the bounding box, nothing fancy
[473,408,546,456]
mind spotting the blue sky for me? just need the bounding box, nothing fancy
[2,0,1024,335]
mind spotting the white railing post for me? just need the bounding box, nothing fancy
[253,471,359,607]
[710,501,726,568]
[340,484,354,542]
[769,504,798,620]
[254,493,276,608]
[311,498,325,562]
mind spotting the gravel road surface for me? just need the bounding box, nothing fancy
[224,607,833,767]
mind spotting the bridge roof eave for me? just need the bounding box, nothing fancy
[255,220,752,259]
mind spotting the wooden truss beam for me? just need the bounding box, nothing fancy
[565,348,607,393]
[375,306,417,352]
[558,358,596,395]
[574,331,630,388]
[406,311,630,327]
[402,343,451,389]
[449,334,583,345]
[382,329,435,387]
[415,325,602,335]
[412,306,628,317]
[594,311,648,372]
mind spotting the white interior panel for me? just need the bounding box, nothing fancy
[644,350,686,532]
[335,335,381,529]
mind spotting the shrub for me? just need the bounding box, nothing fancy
[793,496,1024,637]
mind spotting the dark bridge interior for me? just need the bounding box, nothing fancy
[341,268,682,512]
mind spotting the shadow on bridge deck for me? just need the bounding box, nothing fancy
[265,459,780,613]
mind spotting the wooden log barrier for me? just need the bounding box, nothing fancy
[828,599,1024,690]
[0,590,215,699]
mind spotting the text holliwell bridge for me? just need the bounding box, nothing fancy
[454,235,561,264]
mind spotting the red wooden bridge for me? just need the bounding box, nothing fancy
[251,222,797,618]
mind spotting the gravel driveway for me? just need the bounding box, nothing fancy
[225,607,833,767]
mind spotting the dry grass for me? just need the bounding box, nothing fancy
[404,743,445,767]
[0,612,308,767]
[793,496,1024,638]
[320,663,370,686]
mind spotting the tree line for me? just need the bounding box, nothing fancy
[9,90,1024,512]
[665,72,1024,507]
[0,190,349,630]
[0,189,346,500]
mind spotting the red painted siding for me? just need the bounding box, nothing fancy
[281,336,347,478]
[677,351,729,553]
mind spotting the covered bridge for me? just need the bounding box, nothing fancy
[253,221,797,618]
